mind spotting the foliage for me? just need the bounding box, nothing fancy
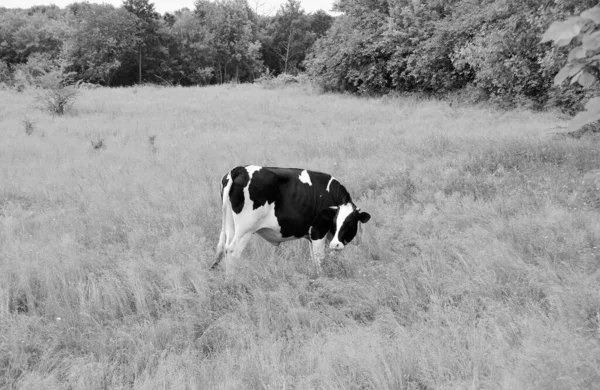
[63,3,139,86]
[0,6,67,65]
[0,60,11,85]
[34,70,78,114]
[255,71,299,88]
[305,9,393,93]
[542,4,600,132]
[260,0,316,75]
[196,0,263,83]
[123,0,166,84]
[306,0,599,108]
[9,52,60,89]
[166,8,215,85]
[5,0,600,114]
[0,1,333,86]
[309,9,333,39]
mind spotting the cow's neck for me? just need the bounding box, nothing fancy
[328,180,351,207]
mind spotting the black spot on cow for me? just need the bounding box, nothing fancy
[227,166,250,214]
[248,168,278,210]
[327,179,351,205]
[310,207,337,240]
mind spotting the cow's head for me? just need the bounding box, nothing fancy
[329,203,370,250]
[312,203,370,250]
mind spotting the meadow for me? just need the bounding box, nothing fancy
[1,83,600,389]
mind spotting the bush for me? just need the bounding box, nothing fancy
[306,0,598,108]
[255,72,299,89]
[22,118,35,136]
[34,71,78,115]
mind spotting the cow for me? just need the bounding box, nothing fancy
[212,165,371,275]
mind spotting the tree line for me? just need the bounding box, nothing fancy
[0,0,332,87]
[1,0,598,113]
[305,0,600,111]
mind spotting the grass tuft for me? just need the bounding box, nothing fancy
[22,118,35,136]
[90,138,105,150]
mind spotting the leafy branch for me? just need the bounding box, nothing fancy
[542,5,600,132]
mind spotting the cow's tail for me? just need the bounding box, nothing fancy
[212,172,234,269]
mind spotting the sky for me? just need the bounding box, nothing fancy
[0,0,337,14]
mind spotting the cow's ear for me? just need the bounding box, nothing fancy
[311,207,337,240]
[357,211,371,224]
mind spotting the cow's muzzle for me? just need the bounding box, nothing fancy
[329,241,344,250]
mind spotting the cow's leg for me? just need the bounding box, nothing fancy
[213,202,235,270]
[224,206,235,248]
[213,174,235,270]
[224,230,254,276]
[213,231,227,269]
[310,237,327,275]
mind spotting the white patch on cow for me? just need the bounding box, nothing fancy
[234,165,266,232]
[329,203,354,250]
[235,168,294,247]
[216,173,233,259]
[246,165,262,177]
[299,170,312,186]
[326,177,336,192]
[255,202,296,245]
[234,165,267,236]
[226,190,273,270]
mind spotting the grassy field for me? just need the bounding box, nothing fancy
[1,83,600,389]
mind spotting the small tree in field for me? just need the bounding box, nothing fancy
[542,5,600,133]
[35,70,78,115]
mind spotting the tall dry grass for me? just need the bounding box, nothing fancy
[1,84,599,389]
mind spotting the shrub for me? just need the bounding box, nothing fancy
[256,72,299,89]
[90,138,106,150]
[22,118,35,136]
[274,73,298,85]
[11,53,61,90]
[34,71,78,115]
[255,70,275,88]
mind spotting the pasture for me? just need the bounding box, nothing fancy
[1,84,600,389]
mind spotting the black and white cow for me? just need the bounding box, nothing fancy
[213,165,371,275]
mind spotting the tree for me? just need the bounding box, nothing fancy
[306,0,600,107]
[261,0,315,74]
[194,0,262,83]
[305,0,392,92]
[167,8,216,84]
[0,7,68,66]
[122,0,160,84]
[163,12,176,28]
[309,10,333,39]
[63,3,139,86]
